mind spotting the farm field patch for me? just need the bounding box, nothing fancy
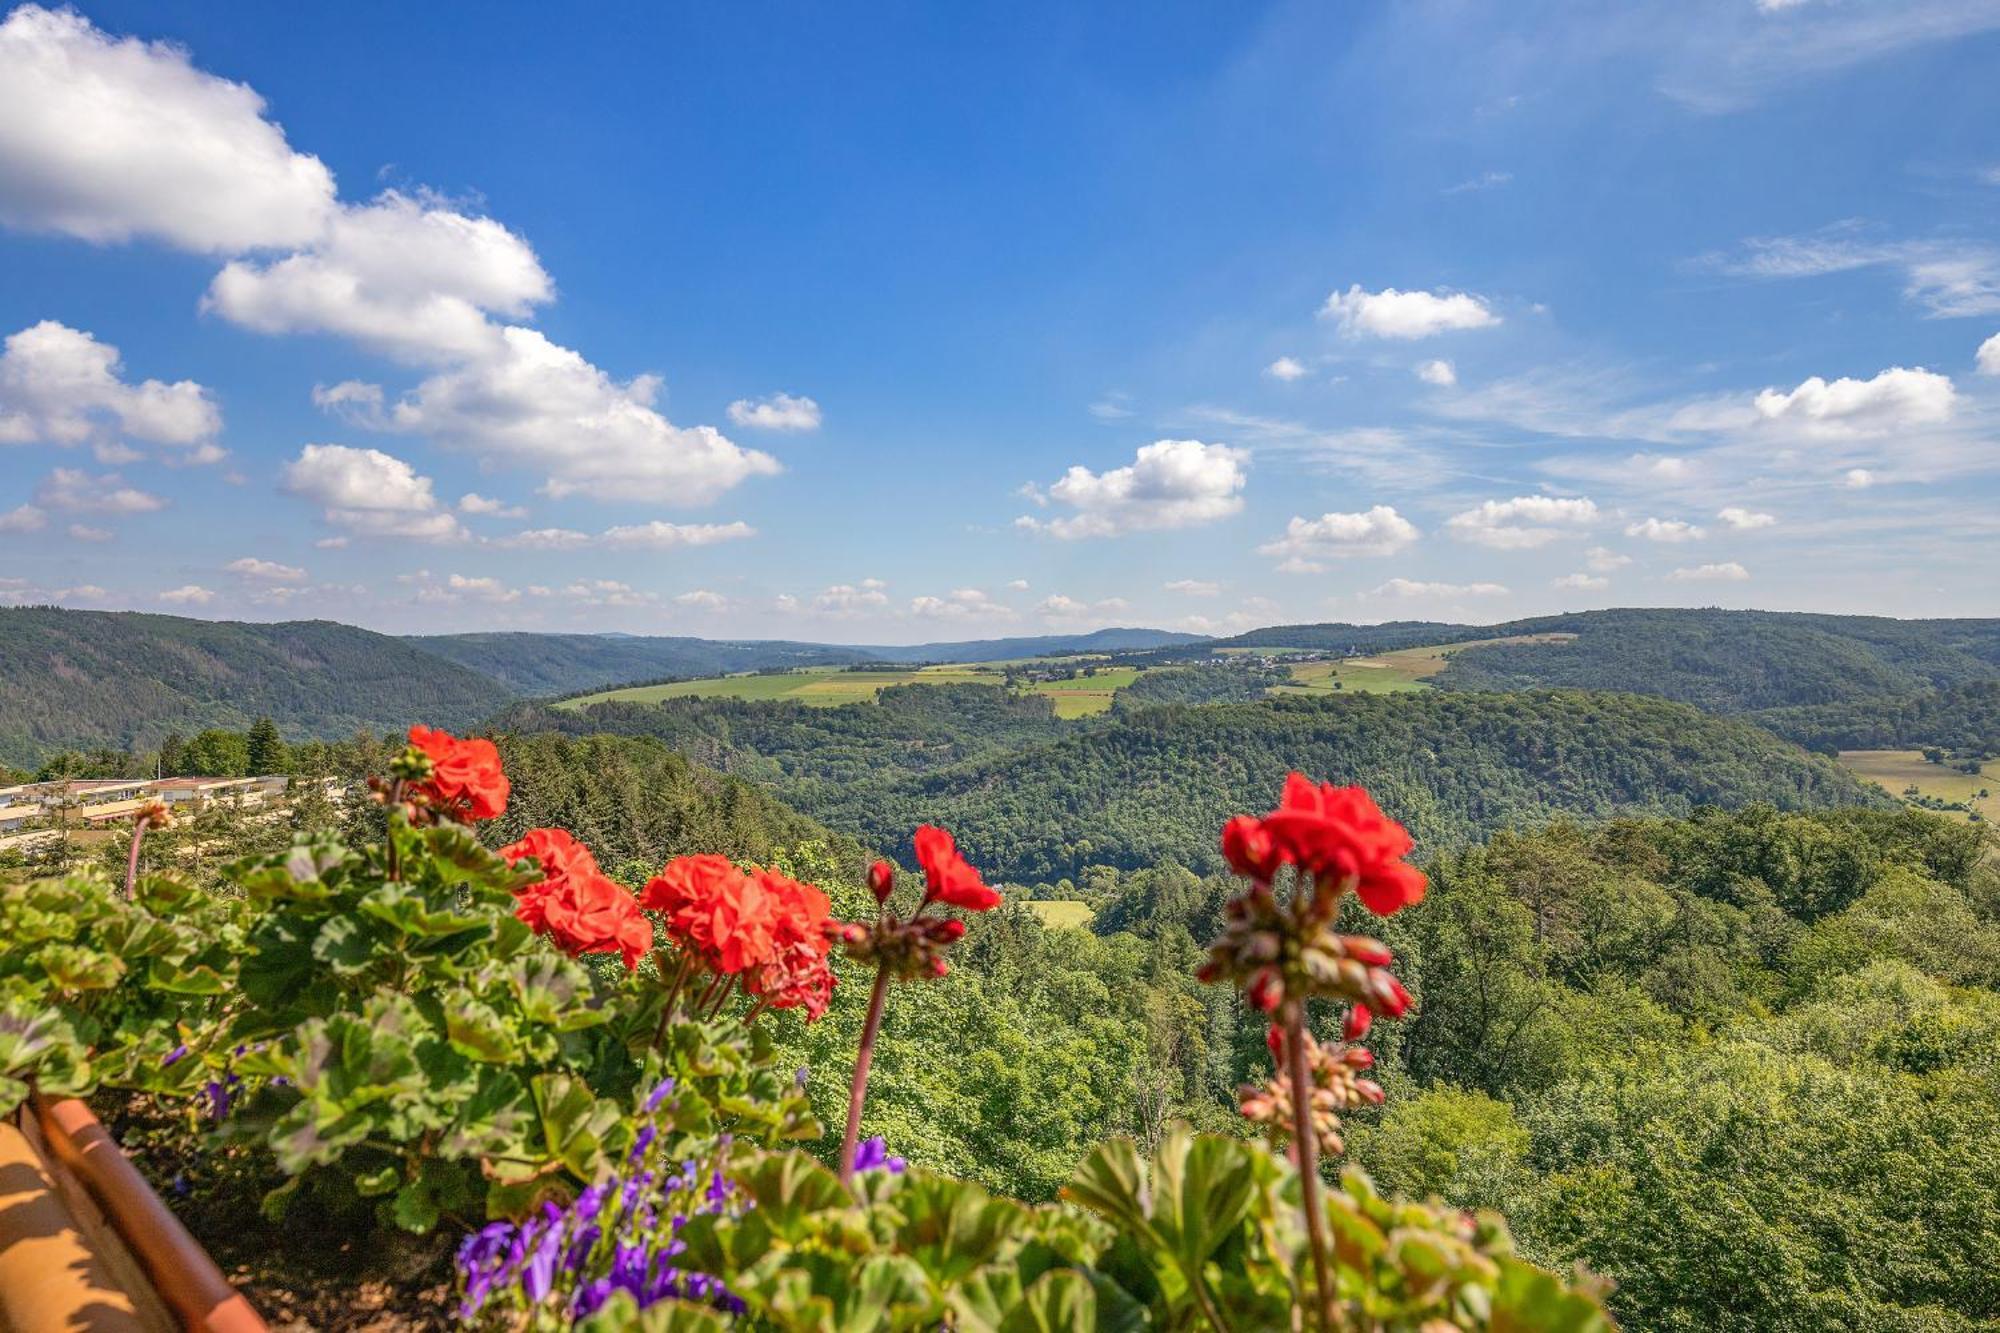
[1836,749,1994,825]
[1271,633,1577,698]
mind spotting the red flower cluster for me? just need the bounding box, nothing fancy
[501,827,653,969]
[1221,772,1426,915]
[913,826,1000,912]
[409,725,510,822]
[642,855,836,1018]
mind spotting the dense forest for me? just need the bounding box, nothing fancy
[1420,609,2000,712]
[512,685,1884,883]
[0,606,512,765]
[1751,680,2000,757]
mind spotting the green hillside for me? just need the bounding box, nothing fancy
[0,606,515,765]
[501,685,1885,883]
[408,626,1207,697]
[1226,609,2000,718]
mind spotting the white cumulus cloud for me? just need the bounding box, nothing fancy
[158,584,215,605]
[1445,496,1598,549]
[1625,517,1707,542]
[1752,366,1954,437]
[35,467,166,513]
[674,589,728,610]
[1165,579,1221,597]
[1264,357,1308,382]
[205,189,552,366]
[1844,468,1875,488]
[1321,286,1499,339]
[226,556,306,582]
[1667,561,1751,582]
[0,321,220,450]
[911,588,1015,621]
[600,520,756,549]
[1717,506,1776,530]
[0,5,334,251]
[812,579,890,615]
[380,327,781,504]
[1370,578,1508,598]
[1977,332,2000,375]
[726,392,821,432]
[1554,573,1610,590]
[1016,439,1247,539]
[459,492,526,518]
[1415,359,1457,387]
[1257,506,1419,572]
[280,443,465,542]
[0,504,46,533]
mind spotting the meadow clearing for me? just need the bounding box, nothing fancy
[1269,633,1577,697]
[1835,749,1995,824]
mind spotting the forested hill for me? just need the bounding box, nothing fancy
[813,691,1884,882]
[511,684,1885,882]
[1226,609,2000,714]
[402,631,875,696]
[408,626,1208,696]
[0,606,513,766]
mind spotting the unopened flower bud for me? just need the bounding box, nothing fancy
[1343,1047,1374,1070]
[938,918,966,942]
[867,860,895,901]
[1343,936,1393,967]
[1356,1079,1385,1105]
[930,958,949,978]
[1343,1003,1372,1041]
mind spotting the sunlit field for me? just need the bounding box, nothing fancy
[1837,749,1996,824]
[555,660,1136,715]
[1270,633,1576,697]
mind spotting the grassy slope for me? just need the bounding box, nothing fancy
[1836,750,1996,825]
[558,663,1140,717]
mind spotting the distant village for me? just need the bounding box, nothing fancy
[0,773,348,858]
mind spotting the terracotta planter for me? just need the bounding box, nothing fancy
[1,1095,266,1333]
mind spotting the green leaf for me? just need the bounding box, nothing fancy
[1000,1270,1097,1333]
[39,944,125,990]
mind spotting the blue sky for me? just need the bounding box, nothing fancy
[1,0,1996,640]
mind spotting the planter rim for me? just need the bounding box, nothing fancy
[30,1093,268,1333]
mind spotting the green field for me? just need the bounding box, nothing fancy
[555,661,1135,716]
[1270,633,1576,698]
[1023,900,1095,929]
[1835,749,1995,825]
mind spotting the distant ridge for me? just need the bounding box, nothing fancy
[405,626,1208,696]
[0,606,513,765]
[1223,607,2000,713]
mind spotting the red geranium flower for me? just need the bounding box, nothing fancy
[538,871,654,969]
[1248,773,1427,915]
[913,825,1000,913]
[642,854,777,974]
[745,872,838,1020]
[408,725,510,821]
[499,826,601,931]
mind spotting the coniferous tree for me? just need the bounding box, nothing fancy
[247,717,288,774]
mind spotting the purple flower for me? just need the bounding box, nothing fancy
[852,1135,906,1175]
[162,1043,189,1067]
[629,1124,657,1165]
[642,1076,676,1113]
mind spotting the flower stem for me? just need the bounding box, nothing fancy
[1285,1000,1337,1332]
[122,816,147,900]
[838,961,893,1183]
